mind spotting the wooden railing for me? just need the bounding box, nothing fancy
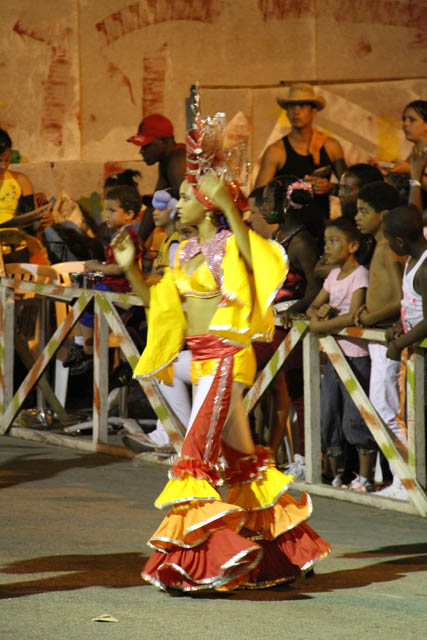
[1,276,426,516]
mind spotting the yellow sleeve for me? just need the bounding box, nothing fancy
[133,268,186,383]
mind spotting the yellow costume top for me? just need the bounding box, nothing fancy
[0,170,22,224]
[134,229,288,383]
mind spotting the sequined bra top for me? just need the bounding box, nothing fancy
[172,229,231,298]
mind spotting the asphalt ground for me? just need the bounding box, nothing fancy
[1,435,427,640]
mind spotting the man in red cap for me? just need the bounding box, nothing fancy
[127,114,186,192]
[128,114,186,241]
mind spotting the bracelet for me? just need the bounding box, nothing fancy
[409,178,422,187]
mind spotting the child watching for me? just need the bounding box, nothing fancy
[383,204,427,492]
[67,185,142,376]
[150,189,180,278]
[307,217,375,491]
[353,182,407,498]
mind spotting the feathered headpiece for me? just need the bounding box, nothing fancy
[185,84,248,211]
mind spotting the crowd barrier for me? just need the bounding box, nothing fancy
[1,276,426,517]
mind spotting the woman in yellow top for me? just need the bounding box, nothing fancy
[0,129,35,225]
[112,117,330,593]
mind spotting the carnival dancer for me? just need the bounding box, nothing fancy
[112,110,330,593]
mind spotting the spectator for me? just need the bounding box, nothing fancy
[307,217,374,491]
[127,114,186,243]
[383,205,427,478]
[353,181,406,497]
[65,185,142,376]
[254,83,346,247]
[0,128,35,224]
[252,176,322,465]
[339,163,384,219]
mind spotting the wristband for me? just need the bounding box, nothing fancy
[409,178,422,187]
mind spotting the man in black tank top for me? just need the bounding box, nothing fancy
[254,84,346,247]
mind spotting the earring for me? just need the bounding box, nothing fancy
[205,211,212,223]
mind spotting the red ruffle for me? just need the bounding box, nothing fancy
[222,444,272,485]
[247,522,331,587]
[142,528,262,592]
[170,456,222,485]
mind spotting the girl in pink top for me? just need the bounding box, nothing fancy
[307,217,376,491]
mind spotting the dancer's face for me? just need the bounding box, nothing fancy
[176,180,206,225]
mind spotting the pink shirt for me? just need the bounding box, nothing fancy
[324,265,369,357]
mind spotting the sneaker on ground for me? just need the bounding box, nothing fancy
[332,473,343,488]
[375,479,408,501]
[284,454,306,479]
[122,433,157,453]
[63,343,84,368]
[348,473,374,492]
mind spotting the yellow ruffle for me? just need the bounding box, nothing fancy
[155,476,221,510]
[149,499,247,551]
[226,466,294,511]
[225,467,312,540]
[244,491,313,540]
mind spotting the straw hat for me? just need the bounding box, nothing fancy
[276,83,326,111]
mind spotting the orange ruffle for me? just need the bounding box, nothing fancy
[149,499,247,552]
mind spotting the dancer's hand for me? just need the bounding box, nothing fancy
[198,173,234,212]
[112,230,136,272]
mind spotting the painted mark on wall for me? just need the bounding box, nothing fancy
[107,61,136,105]
[143,44,167,117]
[96,0,224,46]
[329,0,427,32]
[258,0,314,21]
[13,20,75,148]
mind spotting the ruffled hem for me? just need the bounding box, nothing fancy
[142,528,263,592]
[155,475,221,509]
[243,523,331,589]
[149,499,247,551]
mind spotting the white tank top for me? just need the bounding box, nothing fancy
[401,249,427,331]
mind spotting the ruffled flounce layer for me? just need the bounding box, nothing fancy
[142,456,330,592]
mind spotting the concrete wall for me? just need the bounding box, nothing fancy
[1,0,426,202]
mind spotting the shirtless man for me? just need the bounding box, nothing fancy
[127,114,186,242]
[354,181,408,499]
[254,84,346,246]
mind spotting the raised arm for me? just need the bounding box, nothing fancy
[111,230,150,307]
[198,173,252,269]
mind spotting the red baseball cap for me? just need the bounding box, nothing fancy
[127,114,174,146]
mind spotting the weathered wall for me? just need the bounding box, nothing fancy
[0,0,426,201]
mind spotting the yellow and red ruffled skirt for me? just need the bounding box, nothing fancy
[142,447,331,592]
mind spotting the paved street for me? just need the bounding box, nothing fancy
[1,435,427,640]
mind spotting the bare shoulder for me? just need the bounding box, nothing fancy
[324,136,344,160]
[9,170,34,194]
[254,138,286,187]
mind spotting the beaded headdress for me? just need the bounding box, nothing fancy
[185,84,248,211]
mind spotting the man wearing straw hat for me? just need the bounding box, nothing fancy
[254,83,346,245]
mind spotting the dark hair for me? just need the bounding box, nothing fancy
[326,216,363,244]
[403,100,427,122]
[357,181,400,213]
[383,204,424,243]
[104,185,141,218]
[270,174,312,220]
[0,128,12,155]
[346,163,384,188]
[248,185,264,208]
[104,169,141,191]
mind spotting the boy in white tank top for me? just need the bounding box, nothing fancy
[383,204,427,497]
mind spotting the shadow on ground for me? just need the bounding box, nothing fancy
[1,544,426,601]
[0,449,127,490]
